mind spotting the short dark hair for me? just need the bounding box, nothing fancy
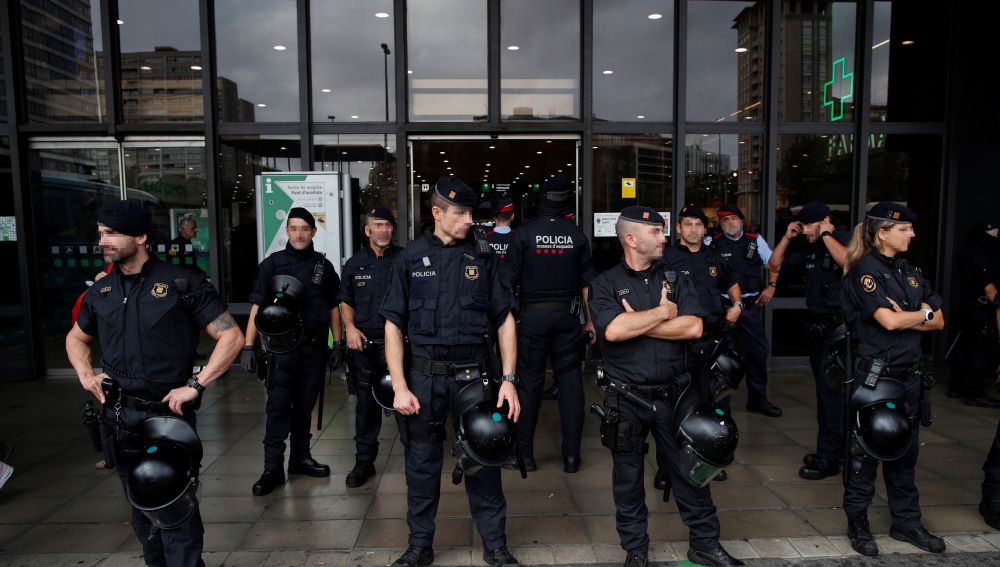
[430,191,450,211]
[495,211,513,222]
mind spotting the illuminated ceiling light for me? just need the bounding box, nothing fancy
[648,13,663,20]
[273,45,287,51]
[546,140,552,143]
[489,145,496,149]
[190,65,202,70]
[734,47,748,53]
[256,103,266,107]
[321,88,331,93]
[443,159,449,163]
[536,151,542,154]
[117,19,125,24]
[407,69,413,74]
[901,40,915,45]
[486,163,491,166]
[351,115,359,118]
[592,146,598,149]
[872,39,890,49]
[341,151,348,155]
[439,151,446,154]
[280,146,287,150]
[507,45,520,51]
[558,169,563,172]
[140,66,152,71]
[602,69,614,75]
[375,12,390,18]
[524,165,530,168]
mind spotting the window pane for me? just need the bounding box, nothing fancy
[594,0,672,122]
[20,0,106,122]
[312,1,395,123]
[870,1,946,122]
[685,133,763,229]
[687,1,762,123]
[408,0,487,122]
[315,135,398,248]
[866,134,941,275]
[0,137,25,374]
[501,0,580,120]
[592,134,672,271]
[779,0,856,123]
[118,0,203,123]
[1,28,7,123]
[216,0,297,123]
[775,133,854,297]
[219,136,301,303]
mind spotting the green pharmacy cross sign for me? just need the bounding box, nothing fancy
[823,57,854,122]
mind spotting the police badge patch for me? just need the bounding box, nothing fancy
[464,266,479,280]
[907,276,919,288]
[151,282,169,298]
[860,274,877,294]
[709,265,718,278]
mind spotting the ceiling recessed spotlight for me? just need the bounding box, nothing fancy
[407,70,413,74]
[439,151,446,155]
[566,163,572,166]
[636,115,645,119]
[524,165,530,168]
[116,19,125,24]
[280,146,287,150]
[901,40,915,45]
[341,151,348,155]
[536,151,542,154]
[592,146,598,149]
[256,103,267,107]
[648,13,663,20]
[602,69,614,75]
[489,145,496,149]
[546,140,552,143]
[443,159,449,163]
[140,65,152,71]
[735,47,748,53]
[486,163,491,166]
[375,12,390,18]
[273,45,287,51]
[558,169,563,172]
[351,115,359,118]
[507,45,520,51]
[321,88,331,93]
[190,65,202,70]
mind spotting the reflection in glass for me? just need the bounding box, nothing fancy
[315,135,398,248]
[592,134,672,271]
[1,29,6,123]
[870,1,945,122]
[685,134,763,229]
[20,0,106,122]
[216,0,298,122]
[219,136,301,303]
[687,1,761,122]
[124,145,209,277]
[312,1,395,122]
[866,134,941,274]
[0,137,25,374]
[30,146,121,368]
[118,0,203,122]
[594,0,672,122]
[408,0,487,121]
[501,0,580,120]
[779,0,856,122]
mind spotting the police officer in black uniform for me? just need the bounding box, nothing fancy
[502,176,596,473]
[841,202,946,556]
[768,202,851,480]
[711,204,782,417]
[381,176,522,567]
[67,200,244,567]
[951,220,1000,407]
[654,204,741,488]
[243,207,344,496]
[339,204,403,487]
[590,206,743,567]
[486,197,515,262]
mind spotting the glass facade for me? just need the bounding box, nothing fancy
[0,1,959,374]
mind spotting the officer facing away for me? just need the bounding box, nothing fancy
[486,197,515,262]
[502,175,597,473]
[339,204,404,487]
[67,200,244,567]
[710,204,782,417]
[589,206,743,567]
[381,176,522,567]
[951,220,1000,407]
[768,202,851,480]
[243,207,344,496]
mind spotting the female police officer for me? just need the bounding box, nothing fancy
[840,202,945,556]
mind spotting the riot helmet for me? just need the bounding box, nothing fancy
[850,377,912,462]
[672,384,740,487]
[255,275,305,353]
[372,372,396,412]
[451,398,517,480]
[705,339,745,402]
[819,324,850,391]
[125,417,203,529]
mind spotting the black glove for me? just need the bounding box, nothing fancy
[240,345,257,374]
[328,341,346,372]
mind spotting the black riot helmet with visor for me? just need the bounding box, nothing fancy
[255,275,305,353]
[125,416,203,530]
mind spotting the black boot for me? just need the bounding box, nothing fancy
[394,545,434,567]
[980,495,1000,530]
[346,461,377,487]
[799,456,839,480]
[687,545,744,567]
[624,550,647,567]
[483,546,519,566]
[252,470,285,496]
[847,514,878,556]
[288,456,331,477]
[890,525,946,553]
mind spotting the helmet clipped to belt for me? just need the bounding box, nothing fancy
[820,323,850,391]
[450,380,517,483]
[850,377,912,462]
[125,416,203,529]
[672,384,740,487]
[705,338,745,402]
[255,275,305,353]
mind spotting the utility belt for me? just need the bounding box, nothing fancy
[854,357,935,426]
[520,294,582,316]
[591,369,690,455]
[855,358,916,380]
[411,356,485,381]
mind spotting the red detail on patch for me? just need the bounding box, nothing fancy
[498,204,514,213]
[536,249,542,255]
[558,250,565,254]
[642,211,650,219]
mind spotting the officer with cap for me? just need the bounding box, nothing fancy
[950,220,1000,406]
[487,197,515,262]
[339,203,403,488]
[590,206,743,567]
[653,204,741,488]
[67,200,244,566]
[243,207,344,496]
[502,175,596,473]
[381,176,522,567]
[768,201,851,480]
[840,202,946,556]
[710,204,782,417]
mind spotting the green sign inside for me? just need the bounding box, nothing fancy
[532,183,540,193]
[823,57,854,122]
[481,183,490,193]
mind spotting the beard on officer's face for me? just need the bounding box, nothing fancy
[102,237,139,264]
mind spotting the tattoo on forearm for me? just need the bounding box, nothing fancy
[210,312,238,333]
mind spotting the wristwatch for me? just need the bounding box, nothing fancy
[187,376,206,394]
[501,373,519,385]
[767,281,777,288]
[820,231,833,239]
[921,308,934,326]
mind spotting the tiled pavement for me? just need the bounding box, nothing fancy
[1,366,1000,566]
